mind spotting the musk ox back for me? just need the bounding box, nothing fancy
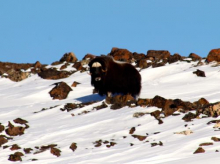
[88,56,141,97]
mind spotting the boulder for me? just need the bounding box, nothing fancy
[60,52,77,63]
[146,50,171,60]
[193,69,206,77]
[206,49,220,62]
[189,53,202,61]
[109,47,133,62]
[49,82,72,100]
[167,53,182,64]
[38,68,73,80]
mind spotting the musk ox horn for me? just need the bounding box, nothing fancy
[101,68,107,72]
[92,62,102,67]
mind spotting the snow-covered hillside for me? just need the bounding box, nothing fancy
[1,59,220,164]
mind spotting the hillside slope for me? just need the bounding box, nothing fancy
[1,59,220,164]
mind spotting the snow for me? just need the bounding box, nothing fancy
[1,60,220,163]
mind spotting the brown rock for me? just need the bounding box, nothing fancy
[129,127,136,134]
[194,98,209,108]
[151,110,161,119]
[136,59,149,69]
[206,49,220,62]
[132,135,147,141]
[49,82,72,100]
[109,47,133,62]
[133,52,146,61]
[73,62,85,71]
[51,147,61,157]
[0,136,8,147]
[193,147,205,154]
[167,53,182,64]
[70,143,77,152]
[60,52,78,63]
[82,54,96,60]
[0,123,5,133]
[13,118,28,125]
[163,99,178,116]
[24,148,33,154]
[71,81,80,87]
[5,121,25,136]
[8,152,24,162]
[7,69,30,82]
[137,98,151,107]
[211,137,220,142]
[94,102,108,110]
[151,95,167,109]
[60,103,78,112]
[60,63,68,70]
[189,53,202,61]
[193,69,206,77]
[10,144,21,151]
[38,68,73,80]
[34,61,42,69]
[182,112,197,122]
[200,102,220,117]
[146,50,171,60]
[199,142,213,146]
[106,94,136,110]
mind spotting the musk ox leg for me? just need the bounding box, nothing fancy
[107,92,112,97]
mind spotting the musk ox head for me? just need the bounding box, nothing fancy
[88,57,109,82]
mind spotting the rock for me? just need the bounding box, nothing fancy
[0,136,8,147]
[106,95,136,110]
[10,144,21,151]
[51,147,61,157]
[0,123,5,133]
[13,118,28,125]
[133,112,147,118]
[132,135,147,141]
[193,69,206,77]
[137,98,151,107]
[129,127,136,134]
[146,50,171,60]
[206,49,220,62]
[150,95,167,109]
[60,52,78,63]
[70,143,77,152]
[34,61,42,69]
[109,47,133,62]
[106,142,117,148]
[94,102,108,110]
[38,68,74,80]
[182,112,197,122]
[163,99,178,116]
[193,147,205,154]
[5,121,25,136]
[7,69,30,82]
[24,148,33,154]
[193,98,209,109]
[151,110,161,119]
[199,142,213,146]
[133,52,146,62]
[49,82,72,100]
[60,63,69,70]
[82,54,96,60]
[174,129,193,135]
[136,59,149,69]
[60,103,79,112]
[189,53,202,61]
[200,102,220,117]
[73,62,85,71]
[71,81,80,87]
[151,141,163,147]
[211,137,220,142]
[167,53,182,64]
[8,152,24,162]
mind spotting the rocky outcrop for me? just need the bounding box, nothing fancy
[38,68,74,80]
[60,52,78,63]
[206,49,220,62]
[109,47,133,62]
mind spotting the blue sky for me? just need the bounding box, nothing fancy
[0,0,220,64]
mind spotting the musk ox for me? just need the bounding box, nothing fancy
[88,56,141,97]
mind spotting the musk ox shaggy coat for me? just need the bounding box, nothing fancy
[88,56,141,97]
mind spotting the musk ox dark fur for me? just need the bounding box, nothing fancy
[88,56,141,97]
